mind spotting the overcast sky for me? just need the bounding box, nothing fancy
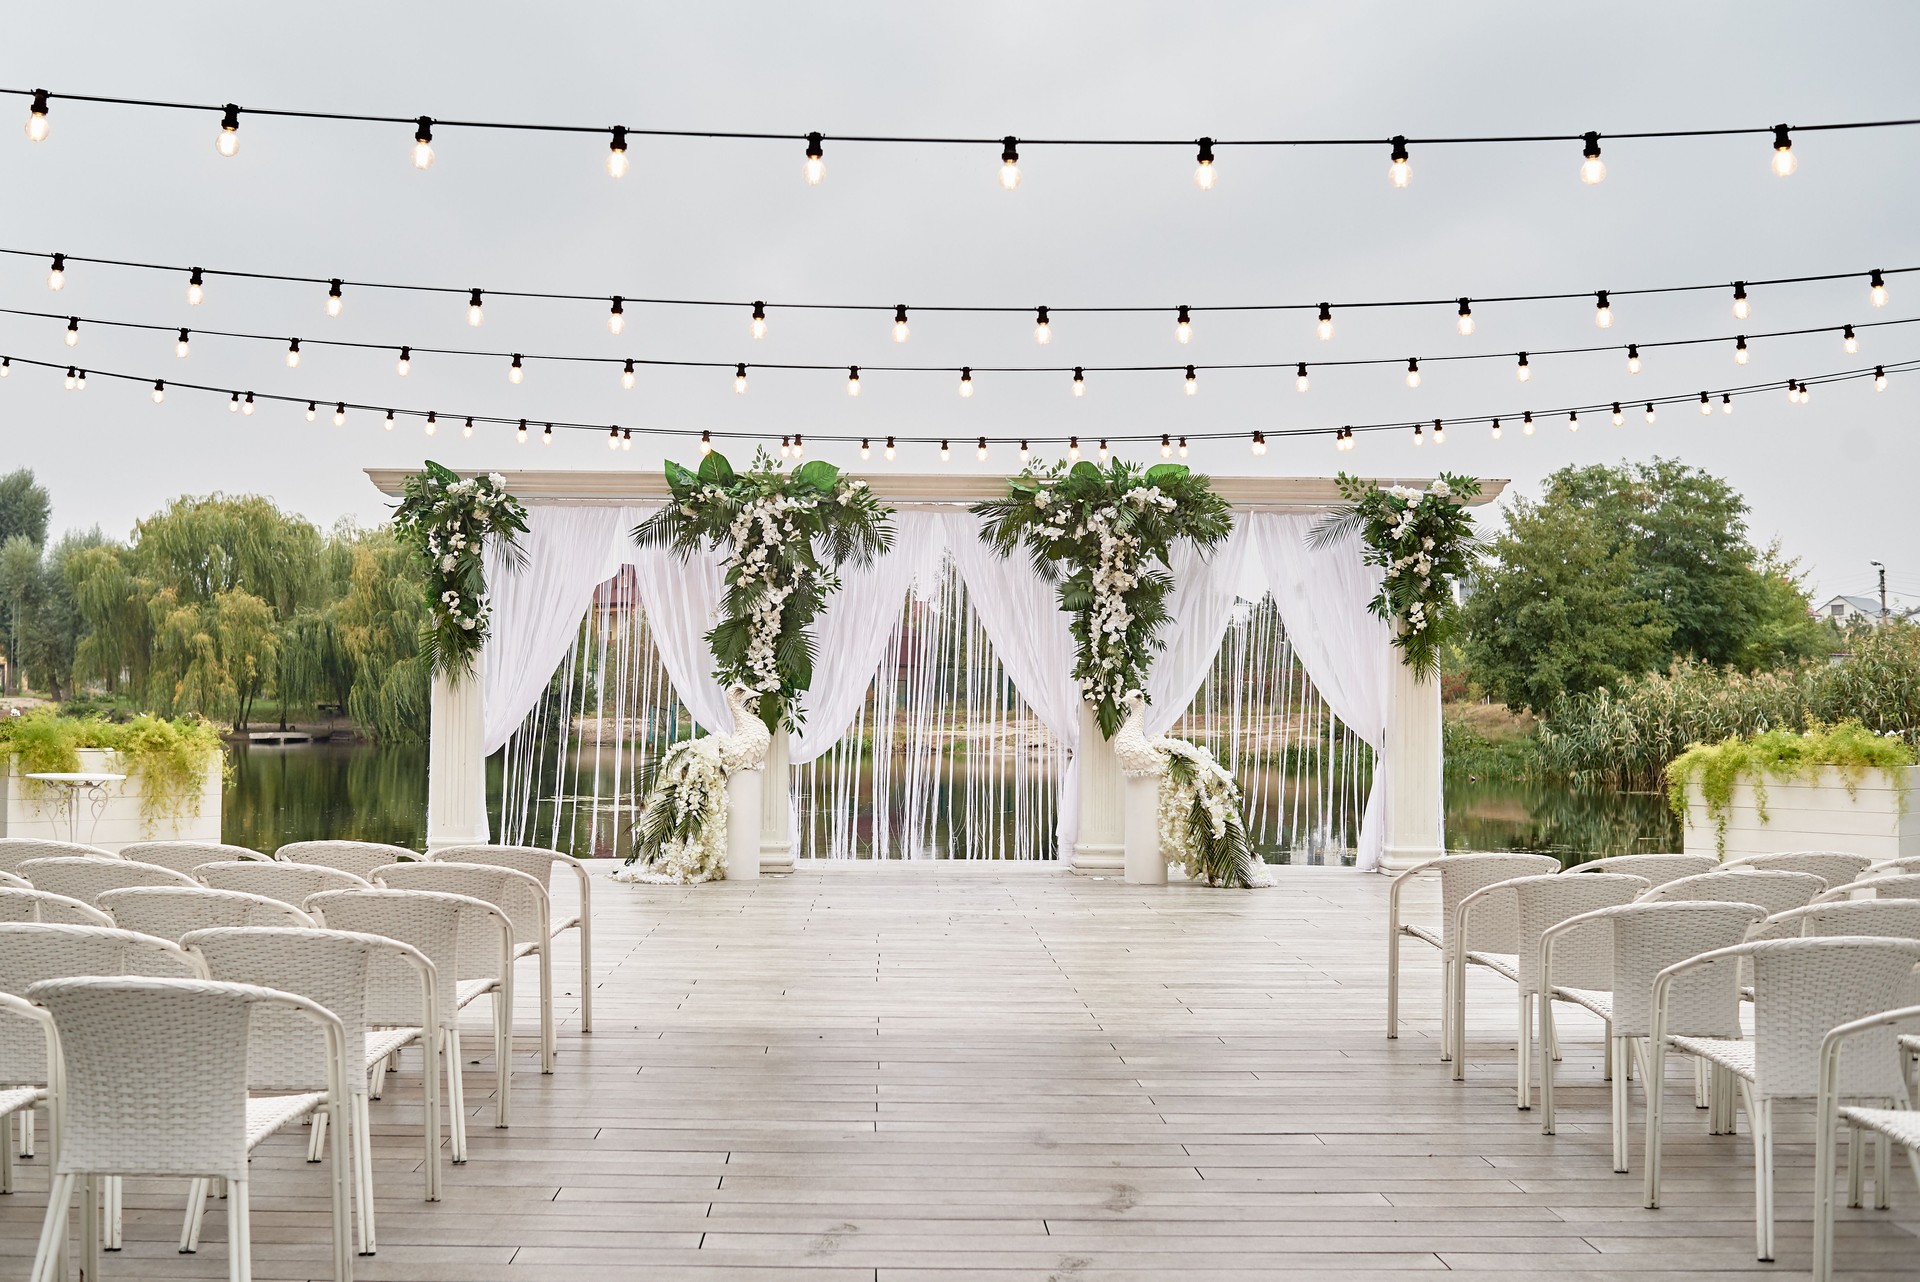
[4,2,1916,604]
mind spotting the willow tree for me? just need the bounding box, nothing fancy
[329,529,430,742]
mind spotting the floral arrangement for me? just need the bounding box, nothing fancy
[974,459,1232,739]
[391,461,530,676]
[618,687,772,884]
[1311,472,1481,676]
[632,448,894,733]
[1666,720,1916,855]
[1114,697,1268,888]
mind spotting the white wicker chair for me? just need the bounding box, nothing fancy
[306,887,514,1150]
[0,992,56,1196]
[1566,853,1718,887]
[1644,936,1920,1262]
[1867,855,1920,875]
[200,859,370,907]
[1815,872,1920,903]
[0,838,115,875]
[0,869,28,889]
[1637,868,1827,914]
[1539,900,1767,1170]
[1387,852,1561,1056]
[0,887,113,926]
[375,861,556,1072]
[276,841,419,881]
[433,843,594,1034]
[24,976,352,1282]
[1447,872,1649,1106]
[1814,1002,1920,1281]
[1764,899,1920,940]
[1723,851,1875,888]
[98,886,315,943]
[21,856,199,903]
[184,925,442,1256]
[118,841,268,877]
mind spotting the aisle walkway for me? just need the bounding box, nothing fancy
[3,861,1916,1279]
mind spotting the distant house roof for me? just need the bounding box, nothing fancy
[1813,594,1888,617]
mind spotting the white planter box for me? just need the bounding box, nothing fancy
[0,747,223,853]
[1681,765,1920,862]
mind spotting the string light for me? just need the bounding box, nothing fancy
[64,317,78,347]
[1097,438,1110,461]
[176,328,190,357]
[426,410,438,435]
[1072,367,1086,397]
[1177,436,1189,458]
[1184,365,1198,395]
[1700,391,1713,415]
[1316,303,1334,341]
[1018,439,1031,465]
[516,418,527,443]
[151,380,165,404]
[1870,269,1889,308]
[1404,357,1420,388]
[1734,335,1750,364]
[608,297,625,335]
[959,366,974,397]
[1194,137,1216,190]
[1432,420,1445,445]
[1732,281,1750,321]
[892,304,911,343]
[411,116,435,169]
[186,267,205,306]
[467,289,485,327]
[1034,306,1051,344]
[734,363,747,394]
[1159,433,1172,458]
[1411,422,1424,446]
[1490,418,1502,440]
[0,357,8,377]
[285,339,301,368]
[1456,298,1474,336]
[1721,393,1733,414]
[607,426,619,450]
[74,369,86,391]
[542,422,553,444]
[326,279,343,317]
[1770,124,1795,177]
[1644,402,1656,424]
[1875,366,1888,391]
[1295,362,1310,393]
[859,438,871,460]
[1175,305,1193,344]
[1626,343,1641,374]
[1611,401,1624,426]
[396,346,411,376]
[622,358,636,390]
[1594,290,1612,328]
[335,402,347,426]
[1567,409,1579,431]
[1250,430,1267,455]
[846,365,860,396]
[750,301,767,339]
[241,391,254,416]
[803,132,825,186]
[790,433,802,458]
[999,136,1021,190]
[976,436,988,461]
[1068,435,1080,461]
[1579,131,1605,185]
[24,89,49,142]
[884,435,896,461]
[224,388,235,408]
[607,126,629,179]
[1523,411,1535,435]
[508,353,524,384]
[215,104,240,157]
[1516,351,1531,382]
[699,429,711,454]
[1388,135,1411,188]
[1843,324,1858,354]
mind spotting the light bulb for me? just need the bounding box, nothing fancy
[699,429,712,454]
[622,359,636,390]
[1626,344,1641,375]
[1072,367,1086,397]
[544,423,554,445]
[215,104,240,157]
[1316,302,1333,341]
[607,126,629,179]
[1523,411,1535,435]
[1734,335,1750,365]
[892,304,910,343]
[69,368,82,391]
[803,132,825,186]
[1700,392,1713,416]
[64,317,78,347]
[1160,434,1172,458]
[467,289,485,327]
[1250,431,1266,456]
[608,297,625,335]
[46,253,64,291]
[508,354,524,384]
[1490,418,1502,440]
[1732,282,1750,321]
[1611,402,1624,426]
[1034,306,1051,344]
[1412,424,1424,446]
[326,280,344,317]
[750,301,767,339]
[1645,403,1656,424]
[1874,366,1888,392]
[998,135,1021,190]
[859,438,871,460]
[1177,436,1188,458]
[884,435,896,461]
[186,267,205,305]
[1770,124,1795,177]
[176,328,191,358]
[1843,324,1858,355]
[1018,440,1031,465]
[846,365,860,397]
[618,426,630,448]
[224,388,234,407]
[1870,269,1888,308]
[1516,352,1531,382]
[1185,365,1198,396]
[1405,357,1420,389]
[1388,135,1410,188]
[1295,362,1310,393]
[1175,305,1193,344]
[0,357,8,377]
[385,411,396,431]
[607,427,619,451]
[516,419,527,443]
[938,439,951,462]
[1593,291,1612,328]
[286,339,301,368]
[151,380,165,404]
[1721,394,1733,414]
[1068,435,1080,461]
[334,403,347,426]
[1567,410,1579,431]
[1799,381,1811,404]
[1456,298,1474,336]
[1579,132,1605,185]
[1097,438,1109,461]
[25,90,49,142]
[241,392,254,416]
[411,116,435,169]
[959,366,974,397]
[1194,137,1216,190]
[1432,421,1445,445]
[734,363,748,394]
[396,347,411,376]
[304,401,317,422]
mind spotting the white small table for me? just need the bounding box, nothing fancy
[23,771,126,844]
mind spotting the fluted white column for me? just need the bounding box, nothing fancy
[726,766,762,880]
[1123,774,1167,884]
[758,727,796,874]
[1070,703,1126,875]
[426,665,491,852]
[1379,659,1445,874]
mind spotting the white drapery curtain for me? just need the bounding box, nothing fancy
[1143,520,1253,737]
[1245,513,1395,869]
[618,507,733,735]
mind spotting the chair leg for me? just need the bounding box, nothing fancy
[578,921,593,1034]
[81,1173,101,1282]
[1450,962,1467,1081]
[1814,1093,1838,1282]
[494,989,512,1128]
[1611,1039,1630,1172]
[538,944,555,1074]
[1516,989,1533,1110]
[308,1109,328,1162]
[1438,947,1452,1063]
[1739,1084,1772,1262]
[19,1108,34,1158]
[29,1171,74,1282]
[1540,999,1559,1135]
[1874,1129,1892,1210]
[327,1100,352,1282]
[353,1092,376,1256]
[1644,1042,1667,1209]
[181,1178,209,1252]
[228,1177,251,1282]
[1603,1029,1613,1083]
[1,1119,11,1194]
[1695,1057,1710,1109]
[422,1030,442,1202]
[1848,1123,1865,1209]
[444,1029,469,1164]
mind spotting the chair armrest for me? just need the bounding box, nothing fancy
[1819,1004,1920,1116]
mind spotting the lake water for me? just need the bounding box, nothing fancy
[223,741,1682,866]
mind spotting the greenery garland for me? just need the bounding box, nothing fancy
[973,459,1232,739]
[633,448,895,733]
[1311,472,1482,677]
[0,711,227,828]
[1665,721,1916,855]
[391,462,529,677]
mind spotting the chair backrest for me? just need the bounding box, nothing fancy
[1724,851,1875,888]
[198,859,369,907]
[0,837,115,874]
[1591,901,1768,1038]
[1745,937,1920,1099]
[1859,873,1920,901]
[1568,853,1718,887]
[98,886,314,943]
[433,843,567,892]
[0,922,199,1085]
[1505,872,1649,993]
[21,856,199,903]
[307,888,500,1029]
[0,869,27,888]
[276,840,418,880]
[117,841,267,876]
[374,861,548,954]
[27,976,336,1181]
[1432,853,1562,956]
[185,926,430,1095]
[0,886,114,927]
[1765,899,1920,940]
[1871,856,1920,874]
[1638,869,1826,917]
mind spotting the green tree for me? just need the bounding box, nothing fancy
[0,530,97,700]
[68,543,153,697]
[329,530,430,742]
[0,470,49,548]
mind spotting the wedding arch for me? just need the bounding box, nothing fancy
[367,467,1506,874]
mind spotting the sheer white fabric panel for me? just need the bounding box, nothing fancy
[617,506,734,734]
[479,504,628,754]
[1246,514,1393,869]
[1143,519,1253,737]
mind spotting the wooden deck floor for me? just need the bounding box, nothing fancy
[3,861,1917,1280]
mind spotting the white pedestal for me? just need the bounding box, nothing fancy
[726,767,763,881]
[1071,703,1126,875]
[759,728,796,875]
[427,665,491,853]
[1123,774,1166,885]
[1379,657,1444,874]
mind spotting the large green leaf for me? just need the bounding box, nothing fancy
[696,450,736,487]
[792,459,841,493]
[664,459,699,497]
[1143,463,1190,486]
[1069,460,1102,484]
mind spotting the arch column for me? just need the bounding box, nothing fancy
[1379,660,1444,873]
[1070,703,1126,875]
[427,666,491,852]
[759,728,796,874]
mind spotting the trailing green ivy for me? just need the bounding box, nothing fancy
[0,711,227,826]
[1665,721,1916,854]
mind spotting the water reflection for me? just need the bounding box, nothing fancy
[1444,776,1680,866]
